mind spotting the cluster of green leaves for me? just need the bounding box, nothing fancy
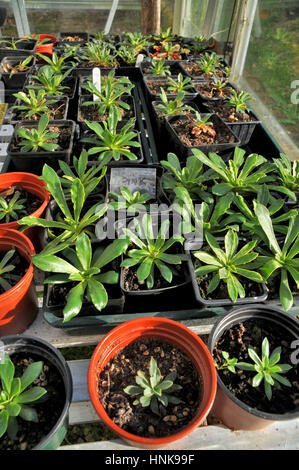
[32,232,129,322]
[216,337,292,401]
[0,353,47,440]
[81,70,134,121]
[79,40,118,67]
[15,113,60,153]
[0,190,26,223]
[28,66,72,96]
[154,89,195,118]
[121,213,187,289]
[81,107,140,163]
[108,186,153,214]
[124,356,181,415]
[144,58,171,77]
[12,89,59,120]
[0,249,22,292]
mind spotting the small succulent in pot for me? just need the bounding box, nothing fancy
[14,114,60,153]
[0,353,47,441]
[124,356,182,415]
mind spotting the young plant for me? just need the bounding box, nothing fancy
[12,89,59,120]
[0,189,26,223]
[225,89,253,115]
[121,213,186,289]
[0,249,23,292]
[272,153,299,196]
[166,73,193,94]
[121,31,151,53]
[19,164,108,255]
[14,113,60,152]
[154,89,195,118]
[152,27,175,44]
[0,353,47,441]
[108,186,153,214]
[193,229,264,302]
[173,187,239,238]
[117,45,139,65]
[253,202,299,311]
[32,232,129,322]
[197,52,222,76]
[79,41,118,67]
[215,351,240,373]
[192,147,293,200]
[124,356,182,415]
[36,51,76,74]
[236,337,292,401]
[151,41,186,61]
[28,66,71,96]
[82,108,140,163]
[210,77,229,97]
[160,152,215,202]
[0,38,29,50]
[188,112,216,139]
[81,70,134,122]
[1,55,33,76]
[145,58,171,77]
[58,149,108,198]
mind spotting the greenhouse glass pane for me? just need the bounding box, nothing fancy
[244,0,299,152]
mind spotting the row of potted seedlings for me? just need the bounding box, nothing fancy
[0,30,298,449]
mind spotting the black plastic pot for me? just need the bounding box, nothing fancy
[9,95,69,124]
[164,113,241,160]
[0,55,35,89]
[207,305,299,430]
[201,101,261,146]
[0,334,73,449]
[192,80,235,103]
[140,59,185,78]
[151,99,200,152]
[186,247,268,307]
[7,119,76,174]
[0,38,37,60]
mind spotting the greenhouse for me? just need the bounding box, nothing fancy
[0,0,298,453]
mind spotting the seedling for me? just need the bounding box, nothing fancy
[124,356,182,416]
[108,186,153,213]
[236,337,293,401]
[155,90,195,117]
[12,89,59,120]
[166,73,193,94]
[0,188,26,223]
[189,112,216,139]
[14,113,60,152]
[0,249,22,292]
[0,353,47,441]
[32,232,129,322]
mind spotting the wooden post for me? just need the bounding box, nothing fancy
[142,0,161,35]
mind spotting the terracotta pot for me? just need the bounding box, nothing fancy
[88,317,217,449]
[0,172,51,251]
[208,305,299,431]
[0,229,38,336]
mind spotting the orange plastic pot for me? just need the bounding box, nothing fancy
[0,229,38,336]
[0,172,51,251]
[88,317,217,449]
[30,34,56,55]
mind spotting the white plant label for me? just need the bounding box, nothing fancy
[92,67,101,101]
[109,167,157,197]
[135,54,144,67]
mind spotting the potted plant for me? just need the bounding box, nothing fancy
[0,37,37,59]
[186,229,268,307]
[26,66,77,100]
[119,213,190,301]
[87,316,217,448]
[179,52,228,80]
[32,232,129,325]
[81,109,143,166]
[0,171,50,250]
[75,40,118,75]
[165,111,240,159]
[10,89,69,123]
[202,89,261,146]
[0,334,72,449]
[7,113,76,173]
[208,304,299,430]
[0,228,38,336]
[143,73,197,104]
[0,55,35,89]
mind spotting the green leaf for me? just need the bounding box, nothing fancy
[0,354,14,395]
[0,410,9,438]
[87,278,108,311]
[71,178,85,222]
[15,386,47,404]
[123,385,143,396]
[19,405,39,423]
[75,232,91,271]
[33,253,79,275]
[63,282,85,322]
[20,361,43,393]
